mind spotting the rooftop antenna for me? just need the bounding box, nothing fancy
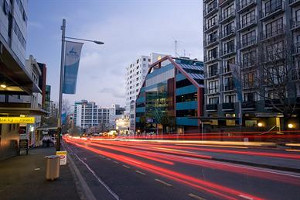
[175,40,178,57]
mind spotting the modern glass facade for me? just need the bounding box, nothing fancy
[136,56,204,134]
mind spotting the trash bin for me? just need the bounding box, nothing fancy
[45,155,60,180]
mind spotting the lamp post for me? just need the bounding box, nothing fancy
[57,19,104,151]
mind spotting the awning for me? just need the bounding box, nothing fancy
[0,103,48,116]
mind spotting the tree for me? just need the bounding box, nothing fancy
[249,38,299,129]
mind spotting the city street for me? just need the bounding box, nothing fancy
[64,136,300,200]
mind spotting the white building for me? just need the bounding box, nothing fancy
[125,53,167,132]
[73,100,125,132]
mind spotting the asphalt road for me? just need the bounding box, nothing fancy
[64,137,300,200]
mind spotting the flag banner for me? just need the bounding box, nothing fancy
[230,64,243,102]
[63,41,83,94]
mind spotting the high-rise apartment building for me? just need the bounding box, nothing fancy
[203,0,300,129]
[125,53,167,132]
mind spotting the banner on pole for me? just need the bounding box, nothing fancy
[63,41,83,94]
[230,64,243,102]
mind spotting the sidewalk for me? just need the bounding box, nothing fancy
[0,147,80,200]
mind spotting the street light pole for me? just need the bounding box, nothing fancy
[57,19,66,151]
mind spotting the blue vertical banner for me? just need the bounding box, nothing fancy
[63,41,84,94]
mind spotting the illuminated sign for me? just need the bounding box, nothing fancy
[0,117,35,124]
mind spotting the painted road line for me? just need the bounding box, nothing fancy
[114,161,119,164]
[122,165,130,169]
[155,179,172,187]
[106,158,111,160]
[188,193,206,200]
[67,145,120,200]
[135,170,146,175]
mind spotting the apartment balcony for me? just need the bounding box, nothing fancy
[291,68,300,80]
[220,46,236,58]
[204,3,218,18]
[238,17,257,31]
[260,1,285,21]
[239,37,257,50]
[265,99,281,107]
[204,36,218,48]
[237,0,257,13]
[219,10,235,24]
[242,101,256,109]
[291,18,300,31]
[220,27,236,40]
[204,0,214,3]
[293,42,300,55]
[261,27,285,41]
[206,71,219,79]
[204,23,219,33]
[289,0,300,7]
[241,60,257,70]
[219,0,235,7]
[204,54,219,64]
[206,104,218,111]
[222,103,234,110]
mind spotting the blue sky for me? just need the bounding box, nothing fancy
[27,0,203,107]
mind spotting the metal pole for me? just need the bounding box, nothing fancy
[57,19,66,151]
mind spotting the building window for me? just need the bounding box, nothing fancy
[244,93,256,102]
[243,71,256,88]
[241,30,256,47]
[224,77,234,91]
[207,47,218,60]
[224,57,235,73]
[223,22,234,37]
[208,97,219,104]
[207,31,217,43]
[242,50,256,68]
[208,64,218,77]
[265,18,283,38]
[222,4,234,20]
[206,15,217,29]
[208,80,219,94]
[224,94,236,103]
[241,10,255,28]
[265,0,282,15]
[223,40,235,55]
[207,0,217,13]
[265,40,284,61]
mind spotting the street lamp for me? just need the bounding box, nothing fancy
[57,19,104,151]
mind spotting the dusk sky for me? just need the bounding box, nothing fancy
[27,0,203,107]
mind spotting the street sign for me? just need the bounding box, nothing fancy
[0,117,35,124]
[56,151,67,165]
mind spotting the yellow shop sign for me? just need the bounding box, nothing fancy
[0,117,35,124]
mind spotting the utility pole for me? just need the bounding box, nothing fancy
[57,19,66,151]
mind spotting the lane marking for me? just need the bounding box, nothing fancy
[68,146,120,200]
[135,170,146,175]
[239,194,253,200]
[155,179,172,187]
[122,165,130,169]
[114,161,119,164]
[188,193,206,200]
[106,158,111,160]
[99,155,105,158]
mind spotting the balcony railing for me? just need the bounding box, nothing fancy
[206,104,218,111]
[221,46,236,56]
[204,54,219,63]
[204,2,218,17]
[293,42,300,55]
[262,27,285,40]
[204,23,218,32]
[238,16,257,30]
[204,36,218,47]
[289,0,300,6]
[291,18,300,30]
[261,1,285,20]
[240,37,257,49]
[238,0,257,12]
[219,0,234,7]
[222,103,234,110]
[242,101,256,108]
[219,9,235,23]
[220,27,236,40]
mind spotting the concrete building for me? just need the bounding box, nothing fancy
[0,0,34,159]
[135,56,204,134]
[109,104,125,129]
[74,100,110,132]
[125,53,167,132]
[203,0,300,130]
